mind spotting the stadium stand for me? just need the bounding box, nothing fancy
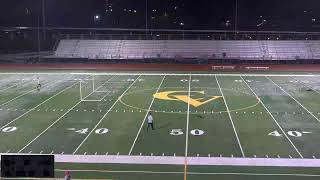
[54,40,320,61]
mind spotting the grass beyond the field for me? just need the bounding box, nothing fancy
[1,72,320,179]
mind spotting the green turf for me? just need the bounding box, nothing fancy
[1,72,320,179]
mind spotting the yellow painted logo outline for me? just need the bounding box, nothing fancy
[153,90,222,107]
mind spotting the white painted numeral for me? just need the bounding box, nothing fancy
[180,79,188,82]
[268,131,282,137]
[170,129,184,136]
[269,130,305,137]
[2,126,17,133]
[170,129,205,136]
[127,79,135,82]
[95,128,109,134]
[288,131,302,137]
[75,128,89,134]
[190,129,204,136]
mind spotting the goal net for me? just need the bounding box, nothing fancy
[79,75,113,102]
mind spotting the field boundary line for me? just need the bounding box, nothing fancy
[0,82,78,131]
[267,76,320,123]
[18,77,116,153]
[128,75,166,155]
[0,72,319,77]
[55,169,320,177]
[72,75,141,154]
[3,154,320,167]
[240,76,303,158]
[215,75,245,157]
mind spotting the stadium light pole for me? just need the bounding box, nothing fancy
[145,0,148,36]
[42,0,46,40]
[235,0,238,39]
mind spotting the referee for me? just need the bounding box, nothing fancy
[146,112,155,131]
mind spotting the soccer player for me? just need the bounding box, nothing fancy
[146,112,155,131]
[36,77,41,91]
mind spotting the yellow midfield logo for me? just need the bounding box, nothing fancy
[153,91,222,107]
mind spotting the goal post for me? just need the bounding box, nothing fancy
[79,75,113,102]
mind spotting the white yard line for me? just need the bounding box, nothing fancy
[128,75,166,155]
[18,100,83,153]
[185,74,192,157]
[0,88,38,107]
[0,81,26,92]
[0,82,78,131]
[292,77,320,95]
[267,76,320,123]
[240,76,304,158]
[18,77,116,153]
[72,75,141,154]
[215,75,245,158]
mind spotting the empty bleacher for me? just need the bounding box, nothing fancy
[55,40,320,60]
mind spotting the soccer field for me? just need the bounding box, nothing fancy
[1,71,320,179]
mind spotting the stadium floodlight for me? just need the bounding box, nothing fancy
[95,15,100,20]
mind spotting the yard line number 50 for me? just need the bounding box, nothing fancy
[170,129,205,136]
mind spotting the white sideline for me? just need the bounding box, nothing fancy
[73,75,141,154]
[128,75,166,155]
[215,75,245,157]
[2,154,320,168]
[240,76,303,158]
[0,72,319,77]
[267,76,320,123]
[0,81,77,131]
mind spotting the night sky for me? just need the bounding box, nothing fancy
[0,0,320,31]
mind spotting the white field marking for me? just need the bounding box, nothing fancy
[73,76,141,154]
[240,76,303,158]
[0,82,24,92]
[0,72,319,77]
[292,77,320,95]
[0,81,52,107]
[18,99,84,153]
[128,75,166,155]
[54,169,320,177]
[267,77,320,123]
[186,74,192,157]
[215,75,245,158]
[82,76,115,101]
[0,82,78,131]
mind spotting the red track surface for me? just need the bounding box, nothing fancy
[0,64,320,72]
